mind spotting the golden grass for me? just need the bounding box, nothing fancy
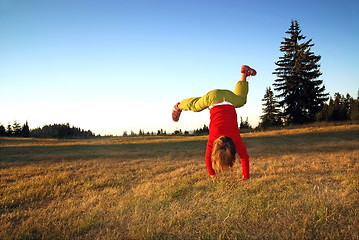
[0,125,358,239]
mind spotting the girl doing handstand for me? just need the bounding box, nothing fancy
[172,65,256,180]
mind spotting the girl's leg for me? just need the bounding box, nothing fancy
[173,87,245,122]
[239,65,256,83]
[179,65,256,111]
[172,102,182,122]
[172,89,227,121]
[178,94,213,112]
[172,93,212,122]
[231,65,256,107]
[172,65,256,121]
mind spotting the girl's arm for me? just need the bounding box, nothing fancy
[235,143,250,179]
[205,140,215,176]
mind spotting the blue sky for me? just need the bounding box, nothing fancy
[1,0,358,135]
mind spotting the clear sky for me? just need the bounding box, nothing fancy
[1,0,358,136]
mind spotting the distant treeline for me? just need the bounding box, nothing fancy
[316,93,359,122]
[258,91,359,130]
[122,126,210,137]
[0,122,96,139]
[1,91,358,139]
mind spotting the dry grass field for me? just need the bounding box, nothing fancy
[0,125,358,239]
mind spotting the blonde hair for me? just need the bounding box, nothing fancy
[211,136,236,173]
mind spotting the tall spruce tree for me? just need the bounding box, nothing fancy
[259,87,283,129]
[273,20,328,125]
[21,121,30,137]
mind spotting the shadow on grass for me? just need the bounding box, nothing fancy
[244,129,358,156]
[0,140,207,166]
[1,129,358,166]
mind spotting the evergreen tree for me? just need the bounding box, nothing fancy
[21,121,30,137]
[157,129,167,136]
[259,87,283,129]
[6,124,12,136]
[0,124,5,136]
[331,93,350,120]
[348,91,359,121]
[173,129,182,135]
[239,117,252,130]
[317,92,359,122]
[273,20,328,125]
[193,124,209,135]
[12,121,22,136]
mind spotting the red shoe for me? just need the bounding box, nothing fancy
[172,102,182,122]
[241,65,257,76]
